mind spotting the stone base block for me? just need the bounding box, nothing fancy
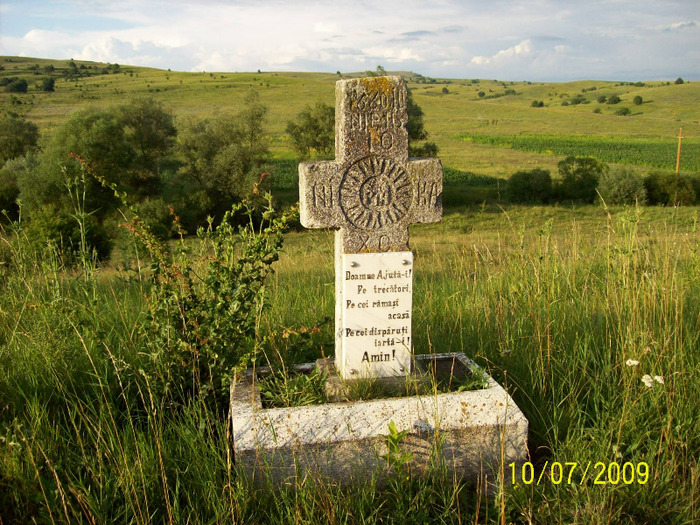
[230,353,528,487]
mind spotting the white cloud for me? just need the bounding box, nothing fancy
[470,39,532,65]
[662,20,697,32]
[0,1,698,81]
[313,22,339,34]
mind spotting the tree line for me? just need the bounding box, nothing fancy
[506,158,700,206]
[0,93,269,259]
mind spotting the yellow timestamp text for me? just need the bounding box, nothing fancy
[509,461,650,485]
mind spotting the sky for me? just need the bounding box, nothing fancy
[1,0,698,81]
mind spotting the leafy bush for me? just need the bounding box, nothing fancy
[607,94,621,104]
[506,168,552,203]
[597,166,647,205]
[0,112,39,166]
[615,107,631,116]
[0,154,38,222]
[133,197,173,240]
[557,156,608,203]
[410,141,439,157]
[570,94,587,105]
[41,77,55,92]
[5,78,28,93]
[644,171,696,205]
[633,95,643,105]
[175,90,269,219]
[286,102,335,159]
[74,153,296,405]
[597,95,607,103]
[141,195,295,405]
[23,203,112,261]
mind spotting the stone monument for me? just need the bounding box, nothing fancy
[299,76,442,379]
[230,76,528,487]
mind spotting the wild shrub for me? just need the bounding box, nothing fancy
[557,156,607,203]
[506,168,553,203]
[0,159,23,221]
[81,153,297,406]
[644,171,697,205]
[5,78,28,93]
[597,166,647,205]
[286,102,335,159]
[0,112,39,166]
[139,193,296,406]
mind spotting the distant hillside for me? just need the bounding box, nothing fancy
[2,55,698,175]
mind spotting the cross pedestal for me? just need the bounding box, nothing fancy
[299,76,442,380]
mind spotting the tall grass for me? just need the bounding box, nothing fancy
[1,204,699,523]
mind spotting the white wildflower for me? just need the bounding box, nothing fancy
[654,375,664,384]
[626,359,639,367]
[641,375,654,388]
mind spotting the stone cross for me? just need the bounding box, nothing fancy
[299,76,442,379]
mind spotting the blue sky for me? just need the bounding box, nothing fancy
[1,0,698,81]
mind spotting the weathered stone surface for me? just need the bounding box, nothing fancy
[230,353,528,486]
[299,76,442,254]
[298,76,443,379]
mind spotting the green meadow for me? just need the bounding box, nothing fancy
[1,56,699,523]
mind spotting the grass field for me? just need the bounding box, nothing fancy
[1,203,699,523]
[1,56,699,523]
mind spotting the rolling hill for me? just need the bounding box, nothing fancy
[2,55,698,176]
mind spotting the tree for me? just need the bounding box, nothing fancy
[0,112,39,167]
[0,154,38,221]
[175,90,269,217]
[5,78,28,93]
[286,102,335,159]
[42,77,55,92]
[644,171,696,205]
[674,77,684,85]
[558,156,608,203]
[506,168,552,203]
[597,166,647,205]
[118,97,176,194]
[607,94,621,104]
[633,95,643,105]
[20,107,134,217]
[406,89,438,157]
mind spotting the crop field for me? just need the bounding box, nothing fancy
[458,133,700,172]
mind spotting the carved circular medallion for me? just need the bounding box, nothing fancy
[340,156,413,230]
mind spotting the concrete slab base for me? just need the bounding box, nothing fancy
[230,353,528,487]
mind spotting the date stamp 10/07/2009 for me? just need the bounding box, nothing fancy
[509,461,650,486]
